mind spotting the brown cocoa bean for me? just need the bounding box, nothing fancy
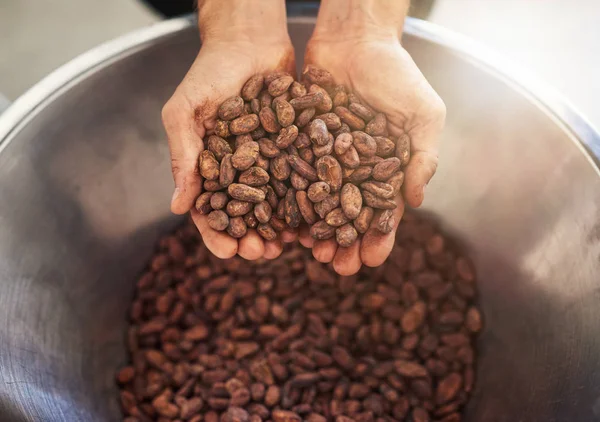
[334,133,353,155]
[268,75,294,97]
[373,136,395,157]
[257,223,277,240]
[396,133,411,167]
[318,113,342,131]
[361,181,395,199]
[290,92,324,110]
[299,147,315,165]
[287,154,318,182]
[208,210,229,231]
[296,190,317,225]
[259,90,273,109]
[332,85,348,108]
[230,114,260,135]
[270,216,287,232]
[336,224,358,247]
[359,155,383,166]
[291,171,310,191]
[250,98,261,114]
[227,217,247,239]
[313,134,335,158]
[295,107,315,128]
[258,138,281,158]
[386,171,404,196]
[310,220,336,240]
[228,184,266,203]
[352,131,377,157]
[348,166,373,183]
[199,150,220,180]
[314,192,340,219]
[354,206,374,233]
[307,181,331,202]
[254,201,272,224]
[294,132,311,148]
[340,183,362,220]
[210,192,228,210]
[334,106,365,131]
[377,210,395,233]
[204,179,222,192]
[215,119,231,138]
[239,167,270,186]
[244,213,258,228]
[207,135,232,160]
[303,65,334,88]
[325,208,350,227]
[195,192,213,214]
[290,81,307,98]
[259,107,281,134]
[308,119,329,146]
[227,200,253,217]
[372,157,401,181]
[218,96,244,121]
[316,155,343,192]
[366,113,388,137]
[271,153,292,181]
[308,84,333,113]
[363,191,396,210]
[275,99,296,127]
[284,189,302,229]
[232,141,260,170]
[270,179,288,197]
[338,145,360,169]
[275,125,299,149]
[242,74,264,101]
[349,102,375,121]
[220,153,236,187]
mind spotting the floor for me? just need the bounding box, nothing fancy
[0,0,599,129]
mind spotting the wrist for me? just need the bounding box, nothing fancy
[198,0,290,46]
[312,0,409,43]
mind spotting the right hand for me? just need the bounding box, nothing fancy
[162,26,295,260]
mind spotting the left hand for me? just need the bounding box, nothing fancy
[300,32,446,275]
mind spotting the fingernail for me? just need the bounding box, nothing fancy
[171,187,181,206]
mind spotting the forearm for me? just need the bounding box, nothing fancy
[198,0,289,44]
[312,0,410,41]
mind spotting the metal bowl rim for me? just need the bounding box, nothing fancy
[0,15,598,172]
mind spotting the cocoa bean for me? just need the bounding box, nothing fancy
[271,153,292,181]
[284,189,302,229]
[377,210,395,233]
[242,75,264,101]
[291,171,310,191]
[208,210,229,231]
[288,154,318,182]
[199,150,219,180]
[354,206,374,233]
[195,192,213,214]
[348,166,373,184]
[239,167,270,186]
[275,99,296,127]
[215,120,231,138]
[295,107,315,128]
[228,184,266,203]
[218,96,244,121]
[207,135,232,160]
[290,92,324,110]
[258,138,281,158]
[362,191,397,210]
[336,224,358,247]
[308,119,329,146]
[268,75,294,97]
[338,145,360,169]
[349,102,375,121]
[220,153,236,187]
[227,200,253,217]
[254,201,272,224]
[290,81,307,98]
[317,113,342,131]
[315,155,343,192]
[361,181,395,199]
[310,220,336,240]
[307,181,330,202]
[210,192,228,210]
[314,192,340,219]
[334,133,353,155]
[296,190,317,225]
[352,131,377,157]
[227,217,247,239]
[372,157,401,181]
[204,179,222,192]
[232,141,260,171]
[340,183,362,219]
[259,107,282,134]
[365,113,388,137]
[230,114,260,135]
[334,106,365,131]
[275,125,299,149]
[396,133,411,167]
[308,84,333,113]
[325,208,350,227]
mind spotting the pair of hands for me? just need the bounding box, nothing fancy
[161,2,445,275]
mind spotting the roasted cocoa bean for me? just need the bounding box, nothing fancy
[218,96,245,121]
[230,114,260,135]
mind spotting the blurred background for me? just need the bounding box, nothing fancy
[0,0,598,128]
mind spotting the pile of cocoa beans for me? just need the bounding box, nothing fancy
[117,212,482,422]
[195,66,408,247]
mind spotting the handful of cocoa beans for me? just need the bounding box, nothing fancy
[195,66,409,247]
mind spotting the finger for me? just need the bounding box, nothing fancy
[281,230,298,243]
[162,98,205,215]
[403,149,439,208]
[333,239,362,276]
[312,239,338,263]
[360,198,405,267]
[298,225,314,249]
[238,230,265,260]
[264,240,284,260]
[190,209,238,259]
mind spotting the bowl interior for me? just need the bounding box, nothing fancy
[1,19,600,422]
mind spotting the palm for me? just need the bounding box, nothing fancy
[163,40,296,261]
[301,38,445,274]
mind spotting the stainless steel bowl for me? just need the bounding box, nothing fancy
[1,15,600,422]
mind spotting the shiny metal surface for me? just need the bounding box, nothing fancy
[0,16,600,422]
